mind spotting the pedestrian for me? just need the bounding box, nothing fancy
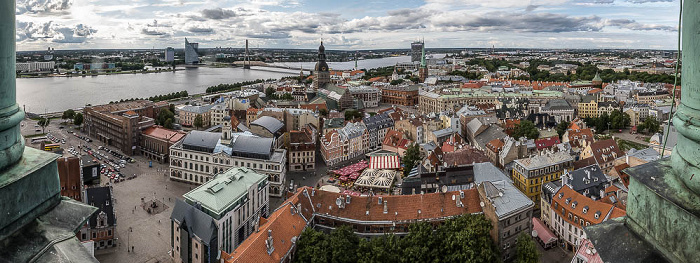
[132,246,134,252]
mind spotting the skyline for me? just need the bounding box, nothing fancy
[16,0,681,51]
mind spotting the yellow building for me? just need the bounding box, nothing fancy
[511,151,574,208]
[577,95,598,118]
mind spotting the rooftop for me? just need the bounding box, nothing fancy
[183,167,267,218]
[515,150,574,171]
[142,126,187,143]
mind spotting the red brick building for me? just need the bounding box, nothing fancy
[57,156,82,201]
[140,126,187,164]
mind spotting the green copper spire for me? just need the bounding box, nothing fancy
[0,0,25,172]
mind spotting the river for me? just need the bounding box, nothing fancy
[17,56,411,113]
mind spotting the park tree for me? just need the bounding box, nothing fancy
[402,143,421,176]
[281,93,294,100]
[164,119,174,129]
[639,116,660,134]
[513,120,540,139]
[265,87,276,97]
[193,115,204,130]
[73,113,83,127]
[37,117,50,134]
[157,109,175,127]
[329,226,360,263]
[514,232,540,263]
[62,109,75,121]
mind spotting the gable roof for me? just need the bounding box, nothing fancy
[170,199,218,246]
[85,186,115,228]
[588,139,623,164]
[250,116,284,134]
[552,186,625,226]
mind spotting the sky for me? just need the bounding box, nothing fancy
[15,0,681,51]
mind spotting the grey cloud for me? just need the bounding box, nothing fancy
[435,12,602,33]
[141,28,168,36]
[606,19,676,31]
[16,21,96,43]
[201,8,237,20]
[187,26,214,34]
[244,31,290,39]
[525,5,539,12]
[16,0,71,15]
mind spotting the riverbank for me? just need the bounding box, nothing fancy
[17,68,183,78]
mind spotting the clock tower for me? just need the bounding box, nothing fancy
[313,41,330,91]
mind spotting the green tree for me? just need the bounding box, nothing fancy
[193,115,204,130]
[640,116,660,134]
[157,109,175,127]
[513,120,540,139]
[329,226,360,263]
[294,228,330,263]
[514,232,539,263]
[402,143,421,176]
[265,87,276,97]
[37,117,50,134]
[437,215,499,263]
[73,113,83,127]
[281,93,294,100]
[345,110,363,121]
[164,118,174,129]
[62,109,75,121]
[401,222,438,262]
[555,121,570,139]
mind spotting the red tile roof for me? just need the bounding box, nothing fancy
[552,186,625,227]
[222,189,312,263]
[588,139,623,164]
[141,126,186,143]
[567,128,594,148]
[442,147,489,167]
[309,187,482,222]
[535,136,561,150]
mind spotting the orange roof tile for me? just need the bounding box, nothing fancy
[552,187,625,227]
[141,126,186,143]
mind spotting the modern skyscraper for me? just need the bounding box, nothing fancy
[184,38,199,65]
[313,41,330,91]
[165,47,175,62]
[411,41,424,63]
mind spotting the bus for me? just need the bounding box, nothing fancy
[44,143,60,151]
[31,137,48,144]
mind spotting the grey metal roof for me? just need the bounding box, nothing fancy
[627,147,660,162]
[474,125,506,149]
[182,131,221,152]
[170,199,217,246]
[231,135,273,158]
[363,113,393,131]
[180,104,214,114]
[566,164,608,192]
[473,162,534,218]
[542,99,573,111]
[85,186,115,228]
[433,127,454,138]
[251,116,284,134]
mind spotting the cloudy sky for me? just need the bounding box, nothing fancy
[15,0,680,51]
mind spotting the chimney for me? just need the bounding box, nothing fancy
[383,200,388,214]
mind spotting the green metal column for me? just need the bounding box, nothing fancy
[671,0,700,195]
[0,0,25,171]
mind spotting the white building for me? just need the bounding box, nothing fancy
[169,131,287,197]
[348,86,381,108]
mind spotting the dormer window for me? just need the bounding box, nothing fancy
[565,198,571,204]
[595,211,601,219]
[558,193,564,199]
[571,201,577,208]
[583,206,589,214]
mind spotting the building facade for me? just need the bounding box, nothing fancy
[348,86,381,108]
[83,100,166,155]
[141,126,187,164]
[57,156,82,201]
[380,85,420,106]
[77,186,117,250]
[169,131,287,197]
[287,125,317,171]
[511,151,575,208]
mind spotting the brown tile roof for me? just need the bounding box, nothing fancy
[309,187,482,222]
[486,138,504,153]
[383,129,412,149]
[442,147,489,167]
[588,139,624,164]
[552,186,625,227]
[299,103,327,111]
[567,128,594,148]
[573,157,597,170]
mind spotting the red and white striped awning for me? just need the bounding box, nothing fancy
[370,155,400,170]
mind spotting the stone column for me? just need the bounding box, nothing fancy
[0,0,25,171]
[671,0,700,195]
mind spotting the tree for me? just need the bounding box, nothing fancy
[37,117,50,133]
[62,109,75,121]
[319,108,328,117]
[294,228,330,263]
[265,87,276,97]
[345,110,363,121]
[513,120,540,139]
[328,226,360,263]
[640,116,660,134]
[73,113,83,127]
[281,93,294,100]
[193,115,204,130]
[164,119,174,129]
[402,143,421,176]
[514,232,539,263]
[157,109,175,127]
[555,121,570,139]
